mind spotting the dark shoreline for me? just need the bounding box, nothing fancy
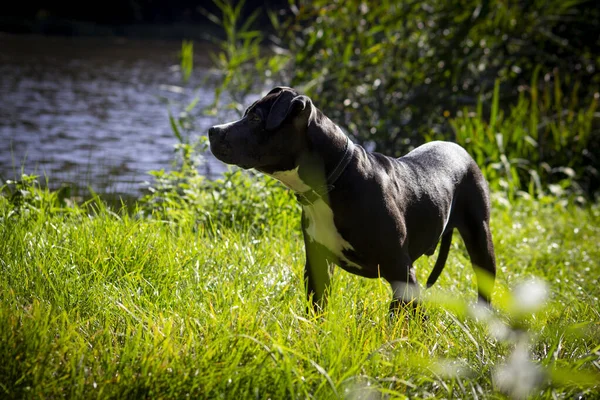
[0,16,224,43]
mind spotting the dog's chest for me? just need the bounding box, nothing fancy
[302,200,362,269]
[268,166,361,269]
[303,199,351,252]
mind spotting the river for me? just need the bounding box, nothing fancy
[0,33,229,196]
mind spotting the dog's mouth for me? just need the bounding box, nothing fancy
[211,150,235,166]
[209,141,232,162]
[209,146,253,170]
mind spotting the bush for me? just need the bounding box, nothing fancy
[444,74,599,200]
[0,174,81,219]
[139,163,299,233]
[276,0,599,153]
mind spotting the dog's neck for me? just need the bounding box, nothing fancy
[265,108,353,198]
[296,108,351,190]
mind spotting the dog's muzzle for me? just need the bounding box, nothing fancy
[208,125,231,162]
[208,126,222,141]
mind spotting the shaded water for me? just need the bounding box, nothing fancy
[0,33,226,196]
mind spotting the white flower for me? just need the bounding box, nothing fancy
[511,278,549,315]
[493,340,546,399]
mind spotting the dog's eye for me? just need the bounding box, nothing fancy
[249,113,261,122]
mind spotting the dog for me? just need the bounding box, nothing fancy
[208,86,496,315]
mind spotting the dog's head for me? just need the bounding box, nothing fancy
[208,86,313,173]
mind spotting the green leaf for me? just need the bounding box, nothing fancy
[168,109,183,143]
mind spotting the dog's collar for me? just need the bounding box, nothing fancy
[296,137,354,206]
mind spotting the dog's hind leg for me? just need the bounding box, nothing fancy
[458,219,496,304]
[453,166,497,304]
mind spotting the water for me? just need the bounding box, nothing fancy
[0,33,227,196]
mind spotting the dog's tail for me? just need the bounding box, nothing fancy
[426,230,453,288]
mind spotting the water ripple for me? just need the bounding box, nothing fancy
[0,33,226,195]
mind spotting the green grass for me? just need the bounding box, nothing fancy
[0,194,599,399]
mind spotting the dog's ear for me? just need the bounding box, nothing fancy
[289,95,310,113]
[266,86,293,96]
[266,91,311,131]
[289,95,312,130]
[265,90,295,131]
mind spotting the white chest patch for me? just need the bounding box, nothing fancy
[302,200,363,270]
[303,199,351,251]
[269,167,311,192]
[268,167,362,270]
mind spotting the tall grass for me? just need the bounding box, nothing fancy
[446,72,598,201]
[1,178,599,398]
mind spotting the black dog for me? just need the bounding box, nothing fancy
[209,87,496,314]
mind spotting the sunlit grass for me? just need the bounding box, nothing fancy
[0,195,599,398]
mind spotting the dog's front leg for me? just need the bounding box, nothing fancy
[303,249,331,314]
[302,216,332,314]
